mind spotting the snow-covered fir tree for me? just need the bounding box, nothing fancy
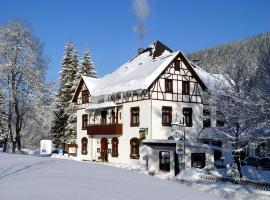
[80,48,97,78]
[51,42,76,146]
[65,49,80,143]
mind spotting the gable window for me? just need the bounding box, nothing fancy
[111,137,119,157]
[130,107,140,127]
[130,137,140,159]
[165,79,173,93]
[182,81,190,95]
[159,151,170,172]
[203,110,211,127]
[81,137,88,155]
[82,90,89,104]
[183,107,192,127]
[162,106,172,126]
[175,60,180,71]
[82,114,88,130]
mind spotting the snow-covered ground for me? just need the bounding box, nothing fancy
[53,153,270,199]
[0,152,223,200]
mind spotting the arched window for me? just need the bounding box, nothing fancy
[111,137,119,157]
[130,138,140,159]
[81,137,88,155]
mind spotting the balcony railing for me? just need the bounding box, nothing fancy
[87,124,123,135]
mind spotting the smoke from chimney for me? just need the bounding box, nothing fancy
[132,0,150,41]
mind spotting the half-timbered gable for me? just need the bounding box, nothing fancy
[149,53,206,103]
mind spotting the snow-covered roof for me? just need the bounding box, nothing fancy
[82,43,179,96]
[85,101,119,111]
[191,63,228,94]
[198,127,234,141]
[74,41,222,99]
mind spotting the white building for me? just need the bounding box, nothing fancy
[71,41,223,176]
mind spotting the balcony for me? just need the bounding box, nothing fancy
[87,124,123,135]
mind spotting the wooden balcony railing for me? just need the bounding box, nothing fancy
[87,124,123,135]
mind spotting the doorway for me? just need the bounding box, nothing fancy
[100,138,108,162]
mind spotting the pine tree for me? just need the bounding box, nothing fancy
[51,42,76,147]
[80,48,97,78]
[65,49,80,143]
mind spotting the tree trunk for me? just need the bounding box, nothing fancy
[3,137,8,152]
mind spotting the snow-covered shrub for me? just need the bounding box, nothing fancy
[226,163,240,178]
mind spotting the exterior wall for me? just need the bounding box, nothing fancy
[150,100,203,140]
[147,145,214,176]
[76,108,93,161]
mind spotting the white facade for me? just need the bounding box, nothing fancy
[72,41,218,175]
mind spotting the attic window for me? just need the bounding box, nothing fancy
[82,90,89,104]
[175,60,180,71]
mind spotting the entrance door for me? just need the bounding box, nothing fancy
[100,138,108,162]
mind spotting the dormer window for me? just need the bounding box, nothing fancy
[82,90,89,104]
[165,79,173,93]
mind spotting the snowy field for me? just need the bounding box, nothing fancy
[0,152,223,200]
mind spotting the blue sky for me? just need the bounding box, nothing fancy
[1,0,270,81]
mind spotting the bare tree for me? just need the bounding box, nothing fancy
[0,20,49,152]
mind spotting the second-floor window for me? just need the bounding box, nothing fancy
[165,79,173,93]
[101,111,107,125]
[130,107,140,127]
[82,90,89,104]
[162,106,172,126]
[82,114,88,130]
[183,107,192,127]
[182,81,190,95]
[175,60,180,71]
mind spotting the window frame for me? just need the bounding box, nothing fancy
[81,90,89,104]
[165,79,173,93]
[174,60,180,71]
[81,137,88,155]
[82,114,88,130]
[111,137,119,157]
[130,137,140,159]
[162,106,172,126]
[182,81,190,95]
[130,107,140,127]
[183,107,192,127]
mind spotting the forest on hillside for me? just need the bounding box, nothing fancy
[188,32,270,92]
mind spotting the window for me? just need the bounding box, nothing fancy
[203,110,211,127]
[130,138,140,159]
[191,153,206,169]
[111,137,119,157]
[111,110,116,124]
[175,60,180,71]
[212,141,222,161]
[183,107,192,127]
[162,106,172,126]
[165,79,173,93]
[130,107,140,127]
[101,111,107,125]
[81,137,88,155]
[159,151,170,172]
[82,114,88,130]
[182,81,190,95]
[82,90,89,104]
